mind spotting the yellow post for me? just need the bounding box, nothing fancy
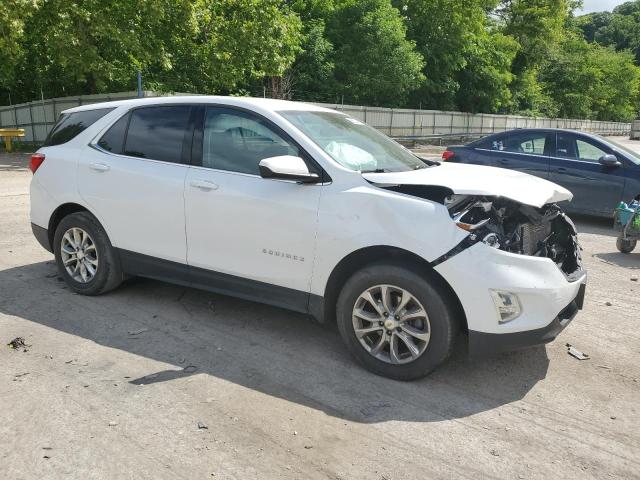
[0,129,26,152]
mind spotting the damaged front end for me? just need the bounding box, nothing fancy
[445,195,583,280]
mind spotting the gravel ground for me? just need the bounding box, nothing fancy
[0,147,638,479]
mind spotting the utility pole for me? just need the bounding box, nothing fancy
[137,70,143,97]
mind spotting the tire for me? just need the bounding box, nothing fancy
[616,237,637,254]
[336,262,459,381]
[53,211,123,295]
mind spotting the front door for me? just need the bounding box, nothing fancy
[184,106,322,311]
[549,133,626,215]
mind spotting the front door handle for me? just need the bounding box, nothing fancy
[190,180,219,191]
[498,158,509,164]
[555,167,567,173]
[90,162,110,172]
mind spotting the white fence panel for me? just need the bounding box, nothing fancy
[1,92,633,144]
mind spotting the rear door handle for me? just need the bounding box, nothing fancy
[555,167,567,173]
[190,180,219,191]
[498,158,509,164]
[90,162,110,172]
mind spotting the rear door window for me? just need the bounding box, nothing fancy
[556,134,578,159]
[44,108,114,146]
[97,112,130,154]
[501,132,547,155]
[123,106,192,163]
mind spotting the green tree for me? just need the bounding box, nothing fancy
[455,31,519,113]
[327,0,425,106]
[497,0,571,113]
[11,0,302,103]
[540,35,640,121]
[0,0,35,101]
[396,0,501,109]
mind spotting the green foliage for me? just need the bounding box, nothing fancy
[4,0,302,103]
[540,35,640,121]
[455,31,519,113]
[327,0,424,106]
[0,0,638,122]
[290,18,335,101]
[0,0,34,90]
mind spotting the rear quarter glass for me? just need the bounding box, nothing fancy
[43,108,115,147]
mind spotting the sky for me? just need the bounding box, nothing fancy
[578,0,628,14]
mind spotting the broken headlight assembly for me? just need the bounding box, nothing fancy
[445,195,582,278]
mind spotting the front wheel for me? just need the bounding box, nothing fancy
[336,263,459,381]
[616,237,637,254]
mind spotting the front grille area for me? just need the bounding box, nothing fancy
[521,222,552,256]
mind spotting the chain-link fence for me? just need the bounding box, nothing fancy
[0,91,632,144]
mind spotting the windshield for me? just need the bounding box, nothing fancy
[279,110,430,172]
[600,136,640,165]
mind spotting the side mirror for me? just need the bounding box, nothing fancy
[599,154,621,168]
[258,155,320,183]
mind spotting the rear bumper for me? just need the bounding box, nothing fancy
[468,283,585,357]
[31,223,52,253]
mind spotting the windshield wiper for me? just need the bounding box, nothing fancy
[360,168,390,173]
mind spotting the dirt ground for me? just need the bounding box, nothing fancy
[1,146,638,479]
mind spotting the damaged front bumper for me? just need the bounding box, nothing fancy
[467,283,585,356]
[434,240,587,357]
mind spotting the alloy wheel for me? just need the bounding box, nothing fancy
[60,227,99,283]
[352,284,431,364]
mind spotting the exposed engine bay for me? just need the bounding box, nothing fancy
[445,195,582,278]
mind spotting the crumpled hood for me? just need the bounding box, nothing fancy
[362,162,573,208]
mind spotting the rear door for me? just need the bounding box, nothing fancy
[79,105,193,263]
[480,131,552,179]
[548,133,626,215]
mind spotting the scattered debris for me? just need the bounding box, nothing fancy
[304,445,313,449]
[127,327,149,336]
[605,301,612,306]
[7,337,29,351]
[197,421,208,430]
[183,365,197,373]
[566,344,590,360]
[14,372,29,378]
[490,449,500,457]
[108,421,118,427]
[596,364,612,370]
[293,431,298,436]
[42,447,52,450]
[610,416,617,420]
[43,455,50,459]
[631,276,638,282]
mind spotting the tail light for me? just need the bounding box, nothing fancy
[29,153,45,174]
[442,150,455,161]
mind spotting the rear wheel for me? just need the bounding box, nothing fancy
[336,263,458,381]
[53,211,123,295]
[616,237,637,254]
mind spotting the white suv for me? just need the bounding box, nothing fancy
[30,96,586,380]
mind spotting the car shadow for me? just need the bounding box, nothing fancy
[593,252,640,269]
[0,260,550,424]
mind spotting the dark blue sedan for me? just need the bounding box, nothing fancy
[443,129,640,217]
